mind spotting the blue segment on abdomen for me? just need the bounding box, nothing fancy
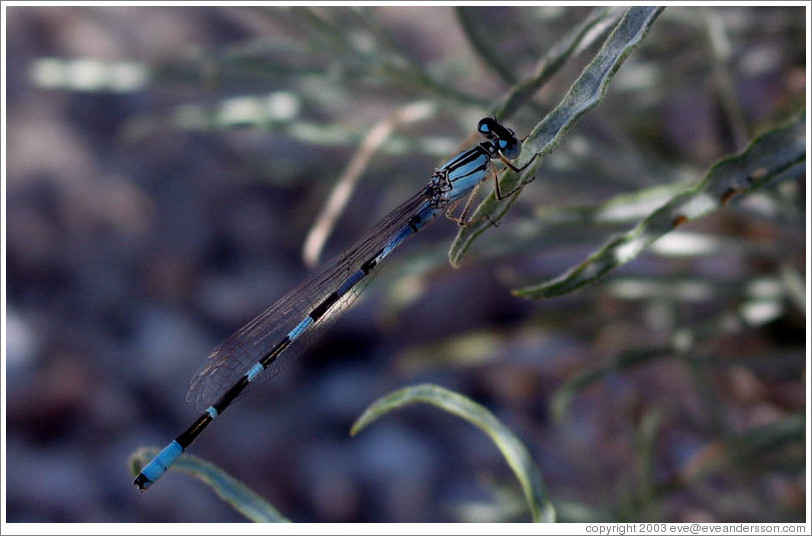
[246,362,264,382]
[288,316,313,340]
[379,226,413,259]
[139,440,183,486]
[336,268,366,296]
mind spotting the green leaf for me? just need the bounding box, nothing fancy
[515,110,805,299]
[492,6,622,120]
[129,448,292,523]
[449,6,665,267]
[350,383,555,523]
[458,7,621,120]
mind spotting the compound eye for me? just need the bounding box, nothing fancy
[477,117,497,138]
[500,139,521,159]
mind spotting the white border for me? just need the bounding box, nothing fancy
[1,2,810,534]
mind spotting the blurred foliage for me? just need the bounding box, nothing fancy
[351,383,556,523]
[11,4,806,523]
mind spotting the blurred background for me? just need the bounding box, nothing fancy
[4,6,807,523]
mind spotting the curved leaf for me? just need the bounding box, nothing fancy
[492,6,622,120]
[449,6,665,267]
[351,383,555,523]
[129,447,292,523]
[515,110,805,299]
[457,7,621,120]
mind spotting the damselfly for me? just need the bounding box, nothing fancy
[134,117,534,491]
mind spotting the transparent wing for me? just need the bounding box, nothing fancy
[185,187,439,412]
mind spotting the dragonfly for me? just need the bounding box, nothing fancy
[134,117,534,491]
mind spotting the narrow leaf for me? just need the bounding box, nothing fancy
[351,383,555,523]
[449,6,665,267]
[515,110,805,299]
[129,448,292,523]
[493,6,622,120]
